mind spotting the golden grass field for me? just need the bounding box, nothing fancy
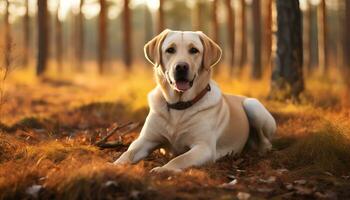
[0,64,350,199]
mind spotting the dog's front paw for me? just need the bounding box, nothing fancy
[150,166,182,174]
[113,153,132,165]
[113,159,128,165]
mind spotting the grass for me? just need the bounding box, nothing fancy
[0,66,349,199]
[273,122,350,175]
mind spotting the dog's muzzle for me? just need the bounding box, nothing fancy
[172,62,194,92]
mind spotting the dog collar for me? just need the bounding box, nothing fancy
[166,84,211,110]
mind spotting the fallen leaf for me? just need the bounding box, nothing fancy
[276,168,289,175]
[314,191,337,199]
[228,179,238,185]
[323,171,333,176]
[26,185,43,198]
[237,192,251,200]
[227,174,236,180]
[130,190,140,198]
[104,180,118,188]
[259,176,276,184]
[257,187,274,193]
[294,186,314,196]
[294,179,307,185]
[285,183,293,190]
[220,179,238,189]
[236,169,246,173]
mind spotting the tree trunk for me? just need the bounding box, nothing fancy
[37,0,49,76]
[345,0,350,96]
[23,0,30,67]
[55,1,63,72]
[98,0,107,74]
[76,0,85,70]
[270,0,304,100]
[212,0,219,43]
[4,0,11,73]
[194,0,204,31]
[264,0,273,69]
[239,0,247,68]
[251,0,262,79]
[225,0,235,71]
[144,5,153,43]
[157,0,164,33]
[122,0,132,68]
[304,1,312,73]
[318,0,328,73]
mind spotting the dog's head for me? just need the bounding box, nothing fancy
[144,29,222,93]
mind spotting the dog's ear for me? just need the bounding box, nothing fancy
[144,29,171,67]
[197,31,222,70]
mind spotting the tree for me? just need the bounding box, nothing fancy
[37,0,49,75]
[318,0,328,72]
[98,0,107,74]
[144,5,153,43]
[157,0,164,33]
[264,0,273,69]
[211,0,219,44]
[55,1,63,72]
[239,0,247,68]
[194,0,204,30]
[211,0,220,74]
[270,0,304,100]
[304,0,313,73]
[76,0,85,70]
[251,0,262,79]
[122,0,132,68]
[225,0,235,71]
[344,0,350,96]
[23,0,30,67]
[4,0,11,72]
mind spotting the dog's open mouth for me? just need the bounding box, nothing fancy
[174,76,195,92]
[175,80,191,92]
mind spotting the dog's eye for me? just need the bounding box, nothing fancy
[166,47,176,54]
[189,47,199,54]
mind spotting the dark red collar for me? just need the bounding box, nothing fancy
[166,84,211,110]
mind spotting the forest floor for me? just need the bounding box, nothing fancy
[0,67,350,200]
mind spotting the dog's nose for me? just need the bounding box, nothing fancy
[175,62,189,73]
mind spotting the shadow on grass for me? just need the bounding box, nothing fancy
[1,101,148,133]
[272,122,350,176]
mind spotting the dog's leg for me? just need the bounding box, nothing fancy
[114,113,165,165]
[114,136,159,164]
[243,98,276,154]
[150,143,214,173]
[256,129,273,154]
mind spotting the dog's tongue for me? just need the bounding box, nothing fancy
[175,81,190,91]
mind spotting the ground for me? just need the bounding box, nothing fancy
[0,67,350,200]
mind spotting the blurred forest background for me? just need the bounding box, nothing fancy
[0,0,349,78]
[1,0,350,199]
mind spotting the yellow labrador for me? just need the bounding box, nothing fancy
[114,30,276,173]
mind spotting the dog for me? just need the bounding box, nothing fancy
[114,30,276,173]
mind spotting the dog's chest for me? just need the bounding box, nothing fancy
[162,111,195,153]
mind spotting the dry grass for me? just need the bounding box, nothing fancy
[0,66,350,199]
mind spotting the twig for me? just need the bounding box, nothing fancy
[95,122,131,145]
[95,122,139,148]
[96,141,124,148]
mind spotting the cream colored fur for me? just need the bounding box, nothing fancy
[114,30,276,173]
